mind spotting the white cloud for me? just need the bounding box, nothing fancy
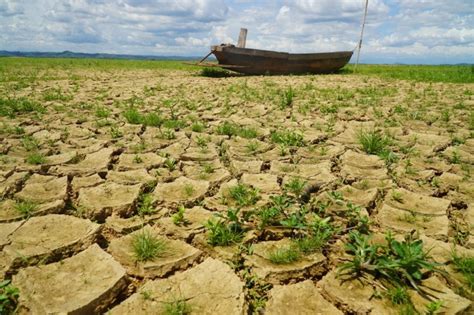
[0,0,472,63]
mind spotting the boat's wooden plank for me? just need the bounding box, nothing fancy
[183,61,247,69]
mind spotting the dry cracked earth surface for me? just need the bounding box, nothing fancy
[0,65,473,314]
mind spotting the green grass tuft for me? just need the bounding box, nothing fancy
[132,230,167,262]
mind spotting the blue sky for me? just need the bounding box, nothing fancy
[1,0,473,64]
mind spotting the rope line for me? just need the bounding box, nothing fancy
[354,0,369,72]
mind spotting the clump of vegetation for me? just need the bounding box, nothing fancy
[183,184,195,197]
[132,230,167,262]
[226,184,260,207]
[357,129,390,155]
[215,121,258,139]
[191,121,205,133]
[142,112,163,127]
[162,296,192,315]
[268,245,301,264]
[14,200,38,218]
[164,158,177,171]
[172,206,188,226]
[205,208,245,246]
[123,107,142,124]
[339,232,442,292]
[137,193,155,216]
[279,87,295,109]
[26,152,47,165]
[284,177,307,197]
[254,195,291,229]
[0,97,46,118]
[451,252,474,291]
[271,130,305,147]
[200,67,230,78]
[0,280,19,314]
[43,88,73,102]
[386,286,410,305]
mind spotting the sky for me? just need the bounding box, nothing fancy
[1,0,473,64]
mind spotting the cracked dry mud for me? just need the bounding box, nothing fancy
[0,64,473,314]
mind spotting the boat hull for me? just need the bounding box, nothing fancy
[211,45,353,75]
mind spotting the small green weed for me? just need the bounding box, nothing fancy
[191,121,205,132]
[0,280,19,314]
[123,107,143,124]
[205,208,244,246]
[164,158,177,171]
[386,286,410,305]
[279,87,295,109]
[338,232,442,292]
[26,152,46,165]
[14,200,38,218]
[451,252,474,291]
[172,206,187,226]
[163,296,192,315]
[268,245,300,264]
[357,130,390,155]
[132,230,167,262]
[137,194,155,216]
[270,130,305,147]
[284,177,307,197]
[200,67,230,78]
[183,184,195,197]
[0,97,45,118]
[227,184,260,207]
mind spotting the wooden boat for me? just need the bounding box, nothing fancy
[210,44,353,75]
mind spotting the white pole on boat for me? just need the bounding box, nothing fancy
[237,28,248,48]
[354,0,369,72]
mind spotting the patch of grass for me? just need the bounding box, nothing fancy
[357,129,390,155]
[172,206,188,226]
[245,141,260,155]
[215,121,258,139]
[164,158,177,171]
[200,67,230,78]
[123,107,142,124]
[270,130,305,147]
[386,286,410,305]
[191,121,205,132]
[279,87,295,109]
[205,208,244,246]
[137,194,155,216]
[227,184,260,207]
[452,252,474,291]
[132,230,167,262]
[284,177,307,197]
[163,296,192,315]
[142,112,163,127]
[163,119,186,130]
[14,200,38,218]
[346,64,474,84]
[133,154,143,163]
[183,184,195,197]
[21,136,40,151]
[0,97,46,118]
[110,125,123,138]
[425,300,444,315]
[42,88,73,102]
[268,245,301,264]
[26,152,46,165]
[95,106,110,118]
[0,280,19,314]
[338,232,443,292]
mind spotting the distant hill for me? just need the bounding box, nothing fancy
[0,50,204,61]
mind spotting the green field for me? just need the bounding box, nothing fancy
[1,57,472,83]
